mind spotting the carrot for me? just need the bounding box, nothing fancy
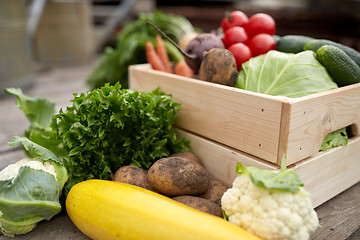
[174,61,194,78]
[156,35,172,73]
[145,41,166,72]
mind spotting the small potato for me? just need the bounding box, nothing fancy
[170,152,202,165]
[113,165,154,191]
[198,48,238,86]
[198,178,228,206]
[173,195,223,217]
[147,157,209,196]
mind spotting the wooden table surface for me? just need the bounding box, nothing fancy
[0,64,359,240]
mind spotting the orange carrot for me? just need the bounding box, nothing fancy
[156,35,172,73]
[174,61,194,78]
[145,41,166,72]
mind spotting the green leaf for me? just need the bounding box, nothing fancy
[5,88,55,129]
[320,127,348,151]
[235,162,304,192]
[0,167,62,236]
[8,137,62,165]
[235,50,338,98]
[51,84,190,194]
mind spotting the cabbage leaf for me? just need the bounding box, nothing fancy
[235,50,338,97]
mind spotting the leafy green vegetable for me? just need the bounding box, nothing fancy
[87,10,195,89]
[320,128,348,151]
[0,138,68,237]
[235,50,338,97]
[4,88,55,139]
[236,157,304,192]
[235,50,348,150]
[6,84,190,195]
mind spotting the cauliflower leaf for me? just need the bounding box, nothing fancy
[236,161,303,192]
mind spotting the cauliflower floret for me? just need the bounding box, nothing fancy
[0,158,56,181]
[221,172,319,240]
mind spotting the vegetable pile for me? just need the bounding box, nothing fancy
[5,84,190,197]
[112,152,228,217]
[2,7,360,240]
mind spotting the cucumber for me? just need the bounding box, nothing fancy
[276,35,314,53]
[316,45,360,87]
[305,39,360,66]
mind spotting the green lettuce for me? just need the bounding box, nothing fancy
[235,50,348,150]
[0,137,68,237]
[6,83,190,195]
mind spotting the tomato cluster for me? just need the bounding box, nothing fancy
[221,11,276,70]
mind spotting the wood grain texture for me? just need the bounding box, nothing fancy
[129,64,285,164]
[176,128,360,208]
[283,84,360,165]
[129,64,360,167]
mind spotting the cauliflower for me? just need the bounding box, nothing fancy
[0,158,57,181]
[221,162,319,240]
[0,137,68,237]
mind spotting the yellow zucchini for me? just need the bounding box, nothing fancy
[66,179,260,240]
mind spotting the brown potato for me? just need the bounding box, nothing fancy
[198,48,238,86]
[147,157,209,196]
[113,165,154,191]
[170,151,202,165]
[172,195,223,217]
[198,178,228,206]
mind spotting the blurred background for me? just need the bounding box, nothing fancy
[1,0,359,95]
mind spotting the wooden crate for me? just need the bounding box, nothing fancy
[129,64,360,166]
[175,128,360,208]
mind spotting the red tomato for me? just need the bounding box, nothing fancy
[221,11,249,32]
[222,26,249,49]
[248,33,276,56]
[228,43,252,70]
[245,13,276,38]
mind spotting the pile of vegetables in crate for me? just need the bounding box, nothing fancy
[1,8,359,240]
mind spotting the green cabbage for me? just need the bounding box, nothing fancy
[235,50,338,97]
[0,137,68,237]
[235,50,347,150]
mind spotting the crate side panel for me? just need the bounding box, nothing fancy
[290,136,360,208]
[177,128,360,208]
[175,129,277,187]
[285,84,360,165]
[130,65,284,164]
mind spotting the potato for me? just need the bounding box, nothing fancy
[147,157,209,196]
[172,195,223,217]
[198,48,238,86]
[170,152,202,165]
[198,178,228,206]
[113,165,154,191]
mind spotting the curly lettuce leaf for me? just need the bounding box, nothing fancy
[52,83,190,194]
[320,128,348,151]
